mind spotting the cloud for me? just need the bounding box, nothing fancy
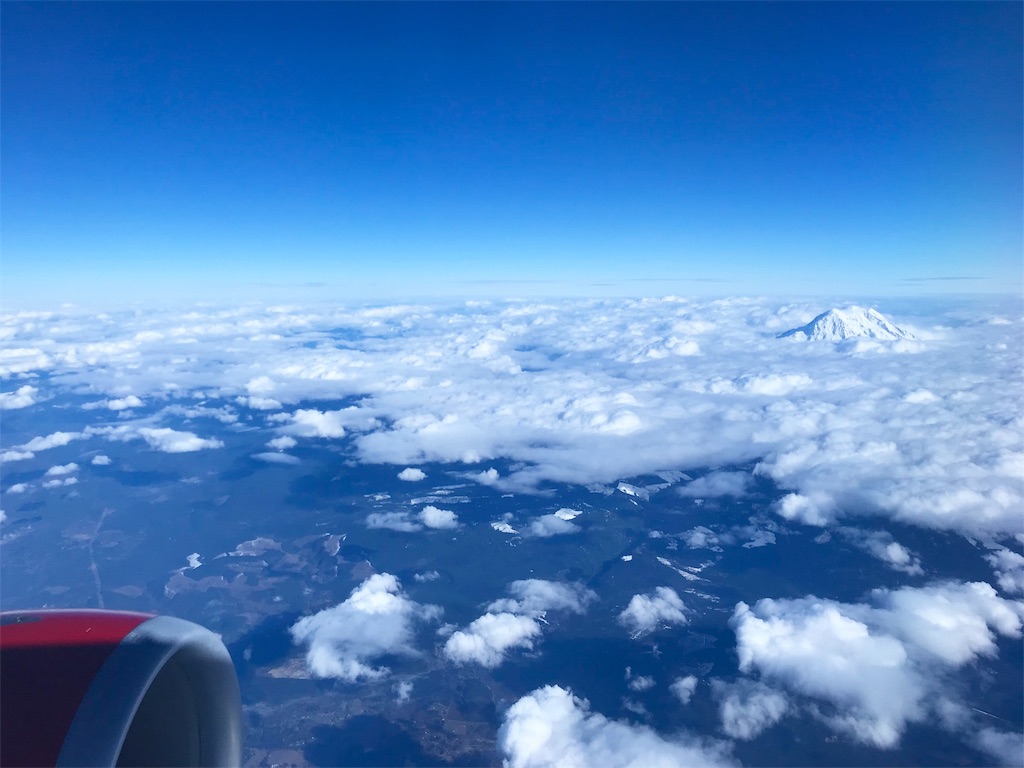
[712,680,789,740]
[290,573,441,682]
[839,528,923,575]
[498,685,734,768]
[678,471,750,498]
[45,462,78,476]
[82,395,143,411]
[137,427,223,453]
[527,514,580,537]
[395,680,413,704]
[670,675,698,705]
[252,452,300,465]
[444,580,596,668]
[419,505,459,529]
[266,435,297,450]
[985,547,1024,595]
[398,467,426,481]
[5,483,29,494]
[365,506,460,532]
[276,406,378,439]
[618,587,688,636]
[91,454,111,466]
[731,581,1024,748]
[22,431,84,452]
[0,385,39,410]
[413,570,440,583]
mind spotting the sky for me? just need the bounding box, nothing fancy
[2,2,1022,307]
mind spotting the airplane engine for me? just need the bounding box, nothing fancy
[0,610,242,767]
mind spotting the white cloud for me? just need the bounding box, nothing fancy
[498,685,734,768]
[266,435,297,450]
[678,471,750,498]
[413,570,440,583]
[527,514,580,537]
[22,431,84,452]
[107,395,143,410]
[395,680,413,704]
[444,580,596,668]
[398,467,426,481]
[443,612,543,668]
[625,669,655,692]
[45,462,78,476]
[91,454,111,465]
[419,505,459,529]
[5,483,29,494]
[618,587,688,636]
[670,675,698,705]
[731,581,1024,748]
[839,528,924,575]
[1,450,35,462]
[712,680,789,740]
[252,452,300,465]
[43,477,77,488]
[137,427,223,453]
[0,384,39,410]
[290,573,441,682]
[365,511,423,533]
[985,547,1024,595]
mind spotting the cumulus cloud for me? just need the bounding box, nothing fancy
[670,675,698,705]
[527,514,581,537]
[419,505,459,529]
[45,463,78,476]
[290,573,441,681]
[498,685,734,768]
[712,680,789,740]
[266,435,297,450]
[5,483,29,494]
[731,581,1024,748]
[0,384,39,410]
[398,467,426,481]
[985,547,1024,595]
[444,580,595,668]
[91,454,111,465]
[395,680,413,704]
[413,570,440,583]
[618,587,688,637]
[137,427,223,453]
[22,431,84,452]
[366,506,459,532]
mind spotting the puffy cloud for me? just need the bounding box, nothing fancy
[498,685,735,768]
[45,463,78,476]
[985,547,1024,595]
[366,506,460,532]
[395,680,413,704]
[625,669,655,692]
[413,570,440,583]
[1,450,35,462]
[670,675,698,705]
[618,587,688,637]
[1,298,1020,537]
[444,580,596,668]
[443,612,543,668]
[91,454,111,466]
[137,428,223,453]
[419,505,458,529]
[266,435,297,450]
[21,431,84,452]
[5,483,29,494]
[0,385,39,410]
[712,680,789,740]
[43,477,77,489]
[398,467,426,481]
[290,573,441,681]
[527,514,580,537]
[731,582,1024,748]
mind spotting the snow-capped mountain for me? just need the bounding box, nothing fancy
[778,307,915,341]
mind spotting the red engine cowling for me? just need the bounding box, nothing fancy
[0,609,242,767]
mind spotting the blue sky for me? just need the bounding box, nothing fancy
[2,2,1021,306]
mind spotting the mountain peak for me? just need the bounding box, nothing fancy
[778,306,915,341]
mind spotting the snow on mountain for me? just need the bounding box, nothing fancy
[778,306,915,341]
